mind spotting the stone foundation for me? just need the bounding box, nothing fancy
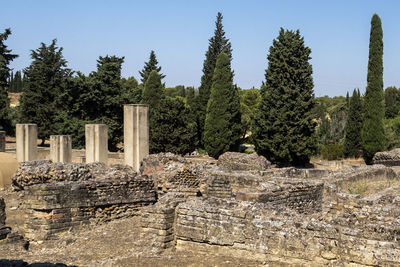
[175,195,400,266]
[12,161,156,240]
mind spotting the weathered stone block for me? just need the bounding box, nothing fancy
[217,152,271,171]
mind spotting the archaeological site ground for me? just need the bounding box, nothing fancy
[1,117,400,266]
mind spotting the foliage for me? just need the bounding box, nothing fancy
[149,97,197,155]
[141,70,165,108]
[321,143,344,160]
[165,85,186,98]
[121,76,141,104]
[384,117,400,150]
[317,116,331,146]
[203,53,241,158]
[19,39,71,144]
[344,89,363,157]
[240,88,260,139]
[8,70,23,92]
[384,86,400,119]
[196,12,232,147]
[0,28,18,133]
[139,50,165,84]
[252,28,316,166]
[362,14,385,164]
[55,56,126,150]
[141,70,196,154]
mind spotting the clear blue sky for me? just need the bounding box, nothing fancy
[1,0,399,96]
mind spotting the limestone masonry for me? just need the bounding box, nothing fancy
[1,152,400,266]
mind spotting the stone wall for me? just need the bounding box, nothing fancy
[175,196,400,266]
[236,178,324,214]
[0,131,5,152]
[0,197,10,239]
[12,161,156,240]
[373,148,400,166]
[139,193,186,250]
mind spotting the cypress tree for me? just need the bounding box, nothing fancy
[252,28,316,166]
[362,14,385,164]
[203,53,241,158]
[196,12,232,147]
[139,51,165,84]
[14,71,22,92]
[19,39,70,144]
[141,70,165,108]
[344,89,363,157]
[0,29,17,133]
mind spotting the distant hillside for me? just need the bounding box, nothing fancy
[8,92,21,107]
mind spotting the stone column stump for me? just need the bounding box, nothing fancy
[16,124,38,162]
[124,104,149,172]
[85,124,108,163]
[50,135,72,163]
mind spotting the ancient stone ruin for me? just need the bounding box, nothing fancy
[1,151,400,266]
[1,105,400,265]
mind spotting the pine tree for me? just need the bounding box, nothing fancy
[203,53,241,158]
[88,55,125,151]
[0,29,17,133]
[139,51,165,84]
[196,12,232,147]
[252,29,316,166]
[344,89,363,157]
[362,14,385,164]
[19,39,70,144]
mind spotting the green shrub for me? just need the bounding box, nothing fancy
[321,143,344,160]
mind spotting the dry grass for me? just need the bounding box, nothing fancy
[340,177,400,196]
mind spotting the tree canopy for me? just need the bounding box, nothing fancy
[252,28,316,166]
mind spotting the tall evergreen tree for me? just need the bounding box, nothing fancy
[203,53,241,158]
[139,50,165,84]
[196,12,232,147]
[0,29,17,133]
[252,28,316,166]
[141,70,165,108]
[344,89,363,157]
[362,14,385,164]
[19,39,70,144]
[14,71,23,92]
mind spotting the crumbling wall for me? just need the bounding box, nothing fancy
[175,197,400,266]
[0,197,10,239]
[373,148,400,166]
[12,161,156,240]
[236,178,324,213]
[139,193,186,250]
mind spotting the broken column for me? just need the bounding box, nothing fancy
[0,131,5,152]
[124,104,149,172]
[50,135,72,163]
[85,124,108,163]
[16,124,38,162]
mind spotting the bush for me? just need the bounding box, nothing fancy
[321,143,344,160]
